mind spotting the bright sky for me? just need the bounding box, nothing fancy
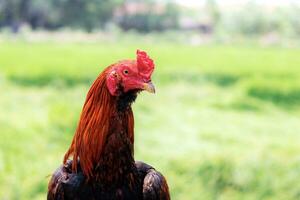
[175,0,300,7]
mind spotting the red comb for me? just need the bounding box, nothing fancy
[136,49,154,80]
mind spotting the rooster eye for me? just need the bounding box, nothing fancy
[123,70,129,75]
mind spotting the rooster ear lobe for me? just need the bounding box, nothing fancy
[106,70,119,96]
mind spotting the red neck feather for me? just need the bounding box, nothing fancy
[63,67,134,179]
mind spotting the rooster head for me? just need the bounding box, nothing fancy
[106,50,155,96]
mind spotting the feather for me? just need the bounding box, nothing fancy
[63,67,118,179]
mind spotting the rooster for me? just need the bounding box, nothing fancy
[47,50,170,200]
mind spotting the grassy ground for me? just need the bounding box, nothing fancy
[1,40,300,200]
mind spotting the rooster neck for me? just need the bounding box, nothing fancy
[64,70,137,181]
[94,91,138,185]
[116,90,138,112]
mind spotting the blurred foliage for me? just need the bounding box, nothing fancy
[60,0,120,31]
[205,0,221,27]
[0,0,124,31]
[117,2,179,32]
[1,0,300,38]
[219,3,300,38]
[0,0,179,32]
[246,79,300,107]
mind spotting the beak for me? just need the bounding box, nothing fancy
[142,81,155,93]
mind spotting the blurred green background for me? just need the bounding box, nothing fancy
[1,0,300,200]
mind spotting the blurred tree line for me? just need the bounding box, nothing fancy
[0,0,300,37]
[0,0,179,32]
[218,2,300,37]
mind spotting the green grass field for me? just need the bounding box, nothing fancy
[1,40,300,200]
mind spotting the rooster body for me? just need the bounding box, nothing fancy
[47,51,170,200]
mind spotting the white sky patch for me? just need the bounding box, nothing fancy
[174,0,300,7]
